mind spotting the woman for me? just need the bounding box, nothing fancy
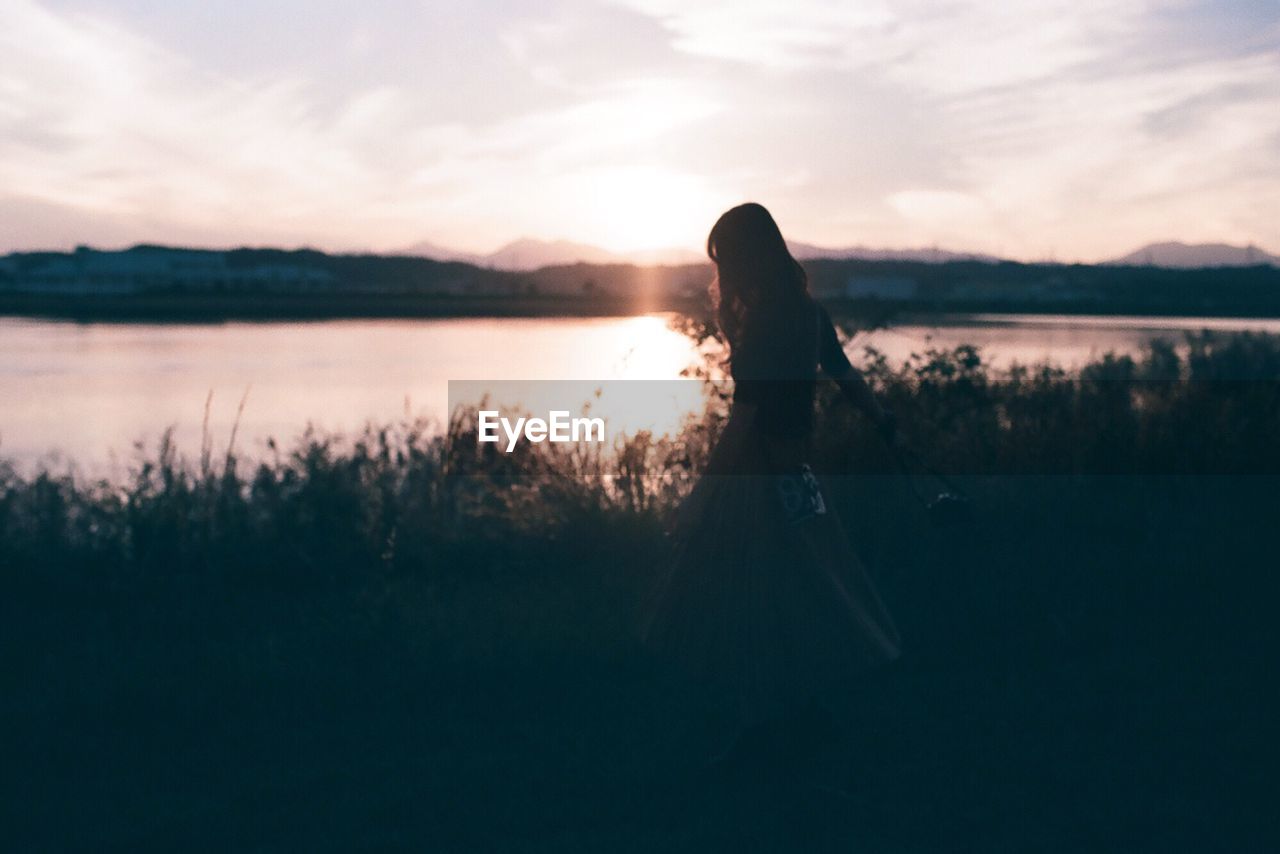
[643,202,902,775]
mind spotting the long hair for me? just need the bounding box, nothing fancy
[707,202,809,347]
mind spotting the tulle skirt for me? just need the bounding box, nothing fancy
[642,415,901,738]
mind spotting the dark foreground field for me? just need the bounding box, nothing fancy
[3,334,1275,851]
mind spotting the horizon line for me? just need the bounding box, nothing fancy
[4,236,1278,269]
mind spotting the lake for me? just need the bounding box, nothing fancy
[4,312,1279,472]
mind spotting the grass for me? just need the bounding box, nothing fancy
[2,331,1276,851]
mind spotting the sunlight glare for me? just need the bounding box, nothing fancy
[576,166,720,254]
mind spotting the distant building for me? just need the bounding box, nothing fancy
[5,247,335,295]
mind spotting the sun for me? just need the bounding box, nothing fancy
[572,166,722,255]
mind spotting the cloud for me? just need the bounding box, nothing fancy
[606,0,1278,254]
[0,1,376,245]
[929,44,1280,258]
[611,0,1150,89]
[1,0,1277,259]
[0,0,724,252]
[609,0,896,69]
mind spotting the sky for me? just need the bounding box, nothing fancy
[1,0,1277,261]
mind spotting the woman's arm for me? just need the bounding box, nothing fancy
[817,303,897,439]
[834,369,895,437]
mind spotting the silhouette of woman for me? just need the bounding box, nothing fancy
[644,202,902,775]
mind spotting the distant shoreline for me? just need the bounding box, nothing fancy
[5,292,1280,323]
[0,292,699,322]
[5,247,1280,322]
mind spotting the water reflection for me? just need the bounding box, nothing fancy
[0,316,701,472]
[3,312,1280,471]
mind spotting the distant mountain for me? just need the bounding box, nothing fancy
[1110,242,1279,268]
[484,238,626,270]
[400,236,994,270]
[398,237,701,270]
[787,240,999,264]
[396,240,482,265]
[624,246,705,266]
